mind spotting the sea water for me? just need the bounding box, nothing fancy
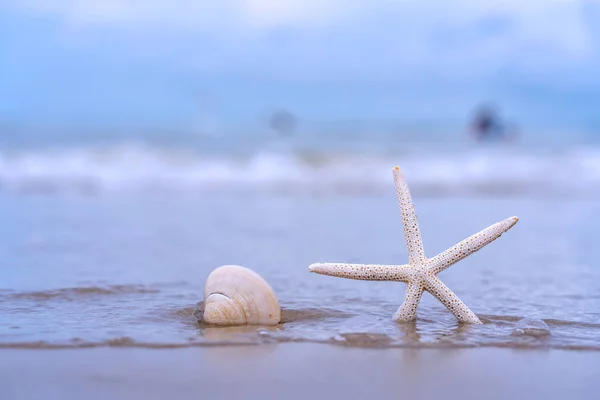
[1,130,599,350]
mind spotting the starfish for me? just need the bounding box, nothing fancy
[308,166,519,324]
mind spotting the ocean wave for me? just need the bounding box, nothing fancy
[0,284,160,301]
[0,144,599,196]
[3,300,600,350]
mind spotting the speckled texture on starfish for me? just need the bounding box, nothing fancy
[308,166,519,324]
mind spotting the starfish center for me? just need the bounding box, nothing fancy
[412,268,429,281]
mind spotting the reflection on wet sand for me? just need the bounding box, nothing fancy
[194,303,528,349]
[200,325,282,343]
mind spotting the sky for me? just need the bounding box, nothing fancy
[1,0,600,133]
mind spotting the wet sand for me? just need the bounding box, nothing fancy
[2,344,599,400]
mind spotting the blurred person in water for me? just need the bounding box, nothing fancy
[268,109,297,137]
[470,104,518,142]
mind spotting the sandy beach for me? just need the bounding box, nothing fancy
[2,344,599,400]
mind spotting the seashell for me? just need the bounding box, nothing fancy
[203,265,281,326]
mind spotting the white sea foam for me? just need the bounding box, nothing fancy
[0,143,599,196]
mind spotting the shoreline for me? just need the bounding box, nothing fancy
[2,343,599,400]
[1,340,600,352]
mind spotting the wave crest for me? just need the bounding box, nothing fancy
[0,144,599,196]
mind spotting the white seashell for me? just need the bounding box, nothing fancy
[203,265,281,326]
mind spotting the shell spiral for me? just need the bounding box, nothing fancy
[203,265,281,326]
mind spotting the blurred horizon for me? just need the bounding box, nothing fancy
[1,1,600,197]
[1,0,600,137]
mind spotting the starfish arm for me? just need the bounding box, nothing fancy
[424,276,482,324]
[392,282,424,322]
[427,216,519,275]
[308,263,411,282]
[393,166,426,265]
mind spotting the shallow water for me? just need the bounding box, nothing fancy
[1,190,599,350]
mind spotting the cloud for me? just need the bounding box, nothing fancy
[2,1,598,88]
[5,0,595,66]
[5,0,362,30]
[1,0,598,128]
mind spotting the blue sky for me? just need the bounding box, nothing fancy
[1,0,599,133]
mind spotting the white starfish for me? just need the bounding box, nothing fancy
[308,166,519,324]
